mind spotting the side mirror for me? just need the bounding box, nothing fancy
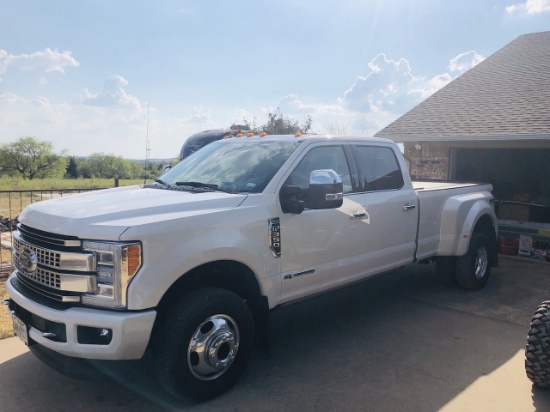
[308,170,343,209]
[280,169,344,214]
[161,165,172,174]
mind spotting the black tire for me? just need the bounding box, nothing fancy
[435,256,457,286]
[526,301,550,388]
[152,287,254,401]
[456,232,492,290]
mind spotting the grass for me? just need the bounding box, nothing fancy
[0,176,144,191]
[0,272,13,340]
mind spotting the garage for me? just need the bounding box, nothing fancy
[375,31,550,260]
[454,147,550,224]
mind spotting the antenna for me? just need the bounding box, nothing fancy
[144,102,150,184]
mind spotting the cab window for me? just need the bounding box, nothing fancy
[352,146,404,192]
[284,146,353,193]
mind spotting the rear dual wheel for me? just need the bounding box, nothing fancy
[153,287,254,401]
[436,233,492,290]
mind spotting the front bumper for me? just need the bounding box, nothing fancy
[6,272,156,360]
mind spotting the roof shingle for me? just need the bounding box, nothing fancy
[375,31,550,142]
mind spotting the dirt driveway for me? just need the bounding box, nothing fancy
[2,257,550,411]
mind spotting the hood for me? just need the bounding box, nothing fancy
[19,185,247,240]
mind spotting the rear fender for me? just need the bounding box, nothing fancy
[437,191,497,257]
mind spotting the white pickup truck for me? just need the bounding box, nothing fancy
[5,135,498,400]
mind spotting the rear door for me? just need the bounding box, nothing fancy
[350,144,418,268]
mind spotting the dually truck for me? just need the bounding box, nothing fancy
[5,135,498,400]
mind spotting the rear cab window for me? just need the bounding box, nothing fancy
[352,145,404,192]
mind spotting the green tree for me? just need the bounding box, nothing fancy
[244,109,312,135]
[0,137,68,180]
[88,153,132,179]
[66,156,79,179]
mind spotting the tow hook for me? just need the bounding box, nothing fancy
[1,299,11,306]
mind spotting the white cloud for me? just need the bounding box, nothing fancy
[448,51,485,73]
[32,96,51,107]
[271,51,485,137]
[0,90,149,157]
[0,48,79,75]
[176,105,216,127]
[408,73,452,101]
[0,92,25,105]
[340,53,422,115]
[0,50,486,158]
[81,75,142,111]
[506,0,550,14]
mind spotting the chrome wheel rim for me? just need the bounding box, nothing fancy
[187,314,240,381]
[474,245,489,280]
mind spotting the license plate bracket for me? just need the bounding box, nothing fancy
[12,314,29,346]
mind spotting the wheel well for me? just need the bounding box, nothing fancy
[473,214,495,235]
[152,261,269,343]
[157,260,264,313]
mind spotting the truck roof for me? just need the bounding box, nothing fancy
[221,134,395,145]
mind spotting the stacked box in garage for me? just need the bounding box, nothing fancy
[518,234,533,257]
[517,234,550,261]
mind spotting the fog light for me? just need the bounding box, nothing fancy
[77,326,113,345]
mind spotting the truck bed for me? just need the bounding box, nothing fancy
[413,181,491,192]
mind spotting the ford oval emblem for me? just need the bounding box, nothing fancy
[19,248,38,274]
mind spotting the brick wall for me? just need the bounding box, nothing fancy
[404,144,450,180]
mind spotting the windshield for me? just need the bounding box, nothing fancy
[160,139,301,194]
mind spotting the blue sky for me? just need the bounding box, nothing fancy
[1,0,549,159]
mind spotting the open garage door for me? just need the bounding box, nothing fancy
[454,148,550,224]
[454,148,550,261]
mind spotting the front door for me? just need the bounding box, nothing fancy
[277,143,369,303]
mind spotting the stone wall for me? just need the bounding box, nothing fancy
[404,144,450,181]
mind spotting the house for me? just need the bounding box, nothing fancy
[375,31,550,257]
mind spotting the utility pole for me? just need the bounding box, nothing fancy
[144,102,150,184]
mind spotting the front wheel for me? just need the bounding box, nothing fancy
[526,301,550,388]
[455,233,492,290]
[152,287,254,401]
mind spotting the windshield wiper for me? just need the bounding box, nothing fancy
[153,178,171,188]
[175,181,230,193]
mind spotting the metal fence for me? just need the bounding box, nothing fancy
[0,188,106,271]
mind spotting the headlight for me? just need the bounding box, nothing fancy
[82,241,142,308]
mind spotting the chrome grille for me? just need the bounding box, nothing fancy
[12,228,97,301]
[13,232,94,271]
[13,236,61,268]
[18,266,61,289]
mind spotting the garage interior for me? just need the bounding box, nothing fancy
[449,146,550,260]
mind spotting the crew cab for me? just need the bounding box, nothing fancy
[5,135,498,400]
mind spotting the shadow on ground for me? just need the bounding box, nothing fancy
[2,257,550,411]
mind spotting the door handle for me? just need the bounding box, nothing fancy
[403,204,416,211]
[352,212,367,218]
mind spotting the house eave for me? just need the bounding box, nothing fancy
[377,133,550,143]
